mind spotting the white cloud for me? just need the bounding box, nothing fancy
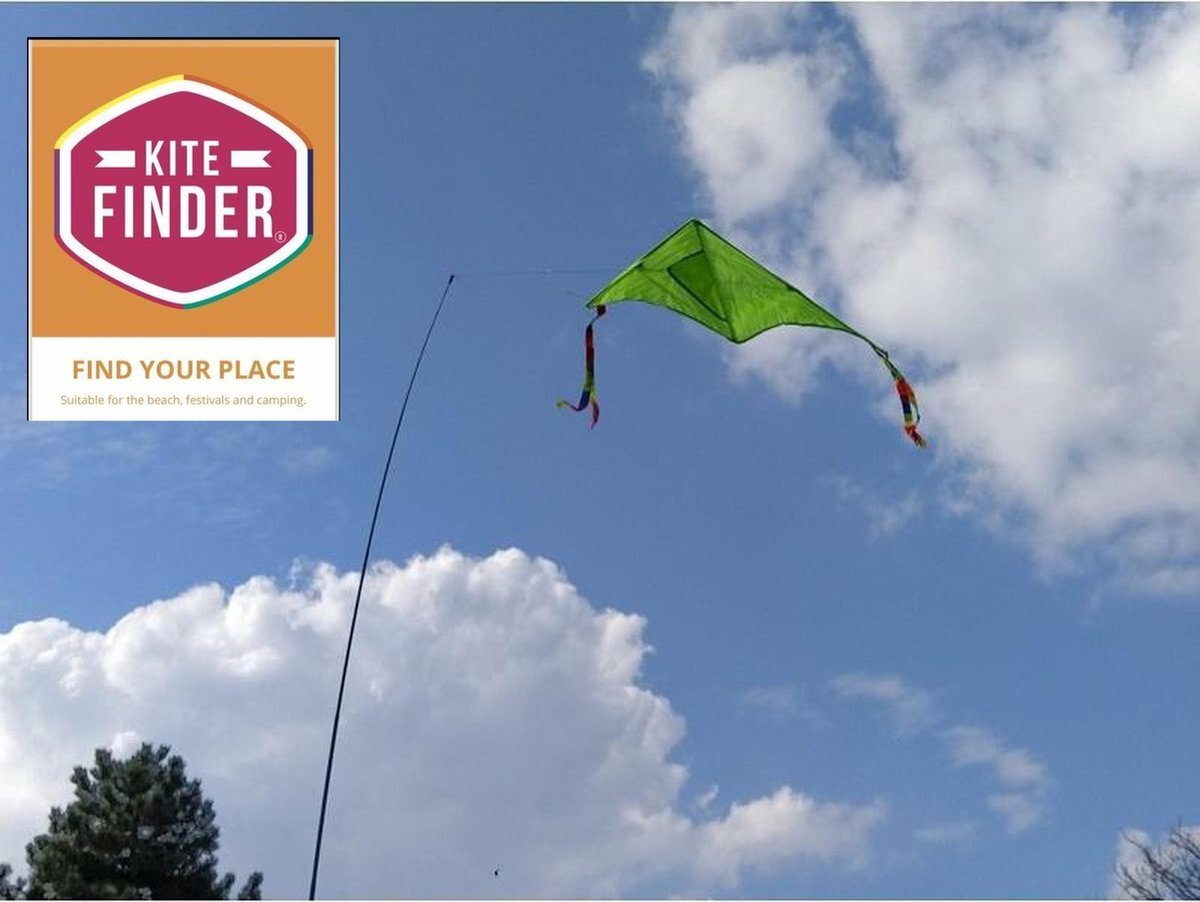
[647,5,1200,594]
[941,725,1051,833]
[280,444,334,477]
[987,792,1046,835]
[915,820,975,846]
[108,730,143,758]
[1110,826,1200,899]
[831,672,937,736]
[824,475,924,538]
[941,725,1047,787]
[740,683,800,719]
[832,675,1051,835]
[1112,828,1155,898]
[693,787,884,889]
[0,547,883,897]
[0,394,337,514]
[0,392,158,485]
[694,784,720,814]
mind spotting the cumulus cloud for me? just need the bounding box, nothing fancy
[831,672,937,736]
[941,725,1051,833]
[0,547,883,897]
[647,5,1200,594]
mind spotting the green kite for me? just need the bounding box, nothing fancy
[558,219,926,447]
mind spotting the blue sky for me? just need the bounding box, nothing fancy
[2,4,1199,899]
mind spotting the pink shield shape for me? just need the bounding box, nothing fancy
[55,75,312,309]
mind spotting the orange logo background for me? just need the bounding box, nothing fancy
[30,39,337,338]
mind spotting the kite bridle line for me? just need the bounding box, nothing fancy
[309,273,456,901]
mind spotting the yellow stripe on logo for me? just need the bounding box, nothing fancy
[54,74,186,149]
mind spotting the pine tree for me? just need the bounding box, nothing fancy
[0,863,26,900]
[19,743,262,900]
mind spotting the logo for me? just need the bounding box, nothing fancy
[31,38,338,422]
[54,74,313,309]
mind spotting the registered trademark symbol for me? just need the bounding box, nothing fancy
[274,230,287,243]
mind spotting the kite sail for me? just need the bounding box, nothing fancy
[558,219,926,446]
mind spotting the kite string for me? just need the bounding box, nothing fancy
[308,273,457,901]
[452,266,613,277]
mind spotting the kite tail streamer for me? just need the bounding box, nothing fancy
[557,304,606,427]
[872,347,927,448]
[894,376,926,448]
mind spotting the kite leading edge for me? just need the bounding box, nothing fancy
[558,218,926,447]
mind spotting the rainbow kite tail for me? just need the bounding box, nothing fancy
[557,305,606,428]
[873,348,927,448]
[894,376,926,447]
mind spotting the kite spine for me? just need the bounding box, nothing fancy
[308,273,457,900]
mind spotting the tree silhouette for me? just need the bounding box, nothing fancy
[5,743,263,900]
[1117,825,1200,900]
